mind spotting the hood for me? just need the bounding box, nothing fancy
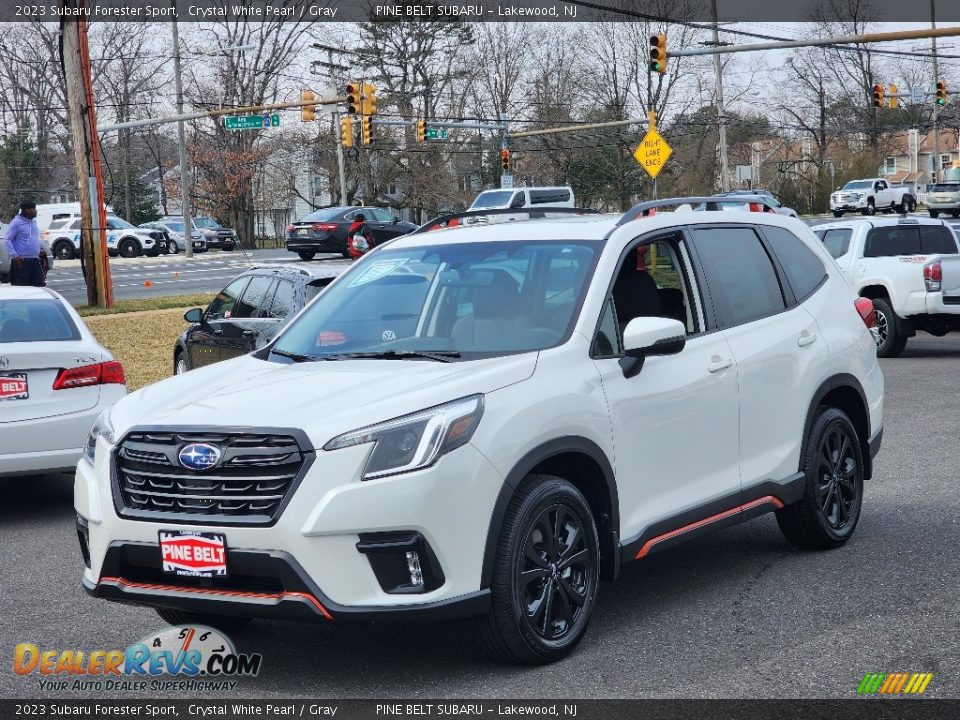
[109,352,538,448]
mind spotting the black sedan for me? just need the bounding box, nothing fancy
[285,206,418,261]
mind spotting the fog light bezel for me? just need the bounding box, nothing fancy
[356,532,444,594]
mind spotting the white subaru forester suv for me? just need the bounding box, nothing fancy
[76,200,884,664]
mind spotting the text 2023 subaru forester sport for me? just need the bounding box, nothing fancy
[76,202,884,664]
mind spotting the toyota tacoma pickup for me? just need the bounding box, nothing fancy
[813,216,960,356]
[830,178,916,218]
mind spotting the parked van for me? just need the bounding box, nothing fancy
[35,202,115,232]
[468,186,575,212]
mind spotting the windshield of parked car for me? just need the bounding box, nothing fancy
[0,300,80,342]
[193,217,221,229]
[107,217,136,229]
[469,191,514,209]
[163,222,185,233]
[842,181,872,191]
[269,240,602,361]
[302,208,349,223]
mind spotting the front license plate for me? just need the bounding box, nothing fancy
[0,373,28,401]
[159,531,227,577]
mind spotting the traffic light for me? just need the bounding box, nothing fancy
[937,80,947,106]
[649,34,667,75]
[361,82,378,115]
[500,148,510,172]
[340,115,353,148]
[872,83,884,108]
[416,119,425,143]
[346,82,361,115]
[300,90,316,122]
[361,115,372,145]
[888,84,899,109]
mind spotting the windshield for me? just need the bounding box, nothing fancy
[469,191,515,209]
[270,240,601,361]
[193,217,220,229]
[108,217,135,229]
[164,222,184,232]
[302,208,348,223]
[842,181,872,191]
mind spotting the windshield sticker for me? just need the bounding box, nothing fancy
[348,258,409,287]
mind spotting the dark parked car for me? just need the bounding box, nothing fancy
[286,206,417,261]
[173,265,342,374]
[193,215,238,250]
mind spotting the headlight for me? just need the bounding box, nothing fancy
[83,408,116,466]
[323,395,484,480]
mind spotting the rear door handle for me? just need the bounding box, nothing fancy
[242,329,256,337]
[798,332,817,347]
[707,357,733,373]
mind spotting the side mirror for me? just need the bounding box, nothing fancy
[620,317,686,378]
[394,216,401,224]
[184,307,203,323]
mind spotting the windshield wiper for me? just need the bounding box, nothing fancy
[270,349,318,363]
[323,350,462,363]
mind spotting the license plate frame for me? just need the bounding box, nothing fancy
[0,373,28,401]
[159,530,228,578]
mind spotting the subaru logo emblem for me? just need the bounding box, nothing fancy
[178,443,222,472]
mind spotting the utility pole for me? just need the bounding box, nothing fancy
[712,0,730,193]
[931,0,940,185]
[312,45,349,204]
[170,6,193,258]
[60,6,112,307]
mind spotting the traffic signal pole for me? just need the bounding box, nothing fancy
[711,0,730,193]
[170,12,192,258]
[932,0,940,183]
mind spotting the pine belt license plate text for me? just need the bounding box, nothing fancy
[159,531,227,577]
[0,373,28,401]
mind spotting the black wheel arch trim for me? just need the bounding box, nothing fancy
[480,436,620,588]
[802,373,876,480]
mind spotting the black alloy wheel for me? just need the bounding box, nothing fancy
[478,474,599,664]
[777,407,864,550]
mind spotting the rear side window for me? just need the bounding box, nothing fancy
[529,189,571,205]
[919,225,958,254]
[0,300,80,342]
[763,227,827,301]
[821,228,852,259]
[266,279,297,320]
[864,227,921,257]
[691,227,786,327]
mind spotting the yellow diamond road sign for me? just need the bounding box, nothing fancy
[634,129,672,179]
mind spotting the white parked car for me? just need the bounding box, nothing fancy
[44,216,167,259]
[830,178,916,217]
[1,286,126,477]
[77,201,883,664]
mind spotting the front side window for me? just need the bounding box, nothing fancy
[691,227,786,328]
[469,191,514,209]
[234,276,275,319]
[271,240,601,360]
[206,277,250,320]
[763,226,827,301]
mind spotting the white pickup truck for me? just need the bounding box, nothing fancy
[830,178,917,218]
[812,217,960,356]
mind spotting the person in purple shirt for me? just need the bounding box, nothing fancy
[4,201,43,287]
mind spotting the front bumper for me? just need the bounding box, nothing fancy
[76,438,504,620]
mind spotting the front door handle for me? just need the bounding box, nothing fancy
[707,357,733,373]
[798,332,818,347]
[242,329,255,337]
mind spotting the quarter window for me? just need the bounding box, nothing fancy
[763,226,827,300]
[691,227,786,327]
[267,279,297,320]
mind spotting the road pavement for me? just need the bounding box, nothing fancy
[1,336,958,699]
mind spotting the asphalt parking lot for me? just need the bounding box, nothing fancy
[1,334,958,699]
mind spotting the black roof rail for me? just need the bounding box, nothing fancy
[410,206,601,235]
[616,195,778,226]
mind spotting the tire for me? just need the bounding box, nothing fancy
[155,608,252,633]
[477,474,599,665]
[119,238,141,258]
[297,251,315,261]
[776,407,864,550]
[871,297,907,358]
[861,199,875,216]
[951,211,960,219]
[167,240,180,255]
[832,211,843,218]
[929,209,940,219]
[174,350,189,375]
[907,197,917,213]
[53,240,76,260]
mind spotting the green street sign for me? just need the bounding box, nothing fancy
[425,127,449,141]
[224,114,281,130]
